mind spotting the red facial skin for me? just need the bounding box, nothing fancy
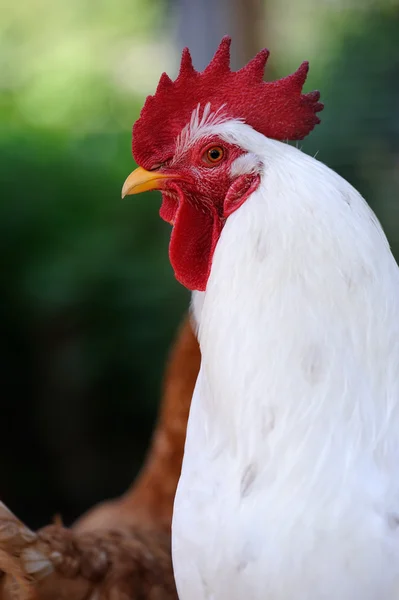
[131,39,322,291]
[153,137,261,291]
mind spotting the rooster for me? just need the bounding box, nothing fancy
[122,37,399,600]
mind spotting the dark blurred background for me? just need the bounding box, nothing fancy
[1,0,398,529]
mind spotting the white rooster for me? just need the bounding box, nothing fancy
[122,37,399,600]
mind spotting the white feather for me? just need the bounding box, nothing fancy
[172,121,399,599]
[21,548,53,578]
[174,104,236,160]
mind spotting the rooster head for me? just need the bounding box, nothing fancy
[122,37,323,291]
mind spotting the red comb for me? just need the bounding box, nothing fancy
[132,37,323,169]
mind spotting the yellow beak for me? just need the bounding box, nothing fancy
[121,166,178,198]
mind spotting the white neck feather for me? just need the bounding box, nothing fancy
[173,123,399,600]
[192,124,399,493]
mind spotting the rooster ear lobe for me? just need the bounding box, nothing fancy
[223,174,261,218]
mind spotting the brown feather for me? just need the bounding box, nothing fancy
[0,314,200,600]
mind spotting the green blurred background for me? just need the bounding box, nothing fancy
[1,0,398,528]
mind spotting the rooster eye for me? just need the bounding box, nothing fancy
[203,146,224,165]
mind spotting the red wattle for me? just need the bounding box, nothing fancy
[160,194,178,224]
[169,199,223,291]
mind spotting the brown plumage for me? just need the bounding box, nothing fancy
[0,314,200,600]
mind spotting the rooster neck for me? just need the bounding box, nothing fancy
[174,139,399,600]
[190,139,399,465]
[173,122,399,600]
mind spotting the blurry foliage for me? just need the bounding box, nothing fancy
[0,124,189,526]
[0,125,188,526]
[306,5,399,253]
[0,0,187,528]
[0,0,398,527]
[0,0,168,130]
